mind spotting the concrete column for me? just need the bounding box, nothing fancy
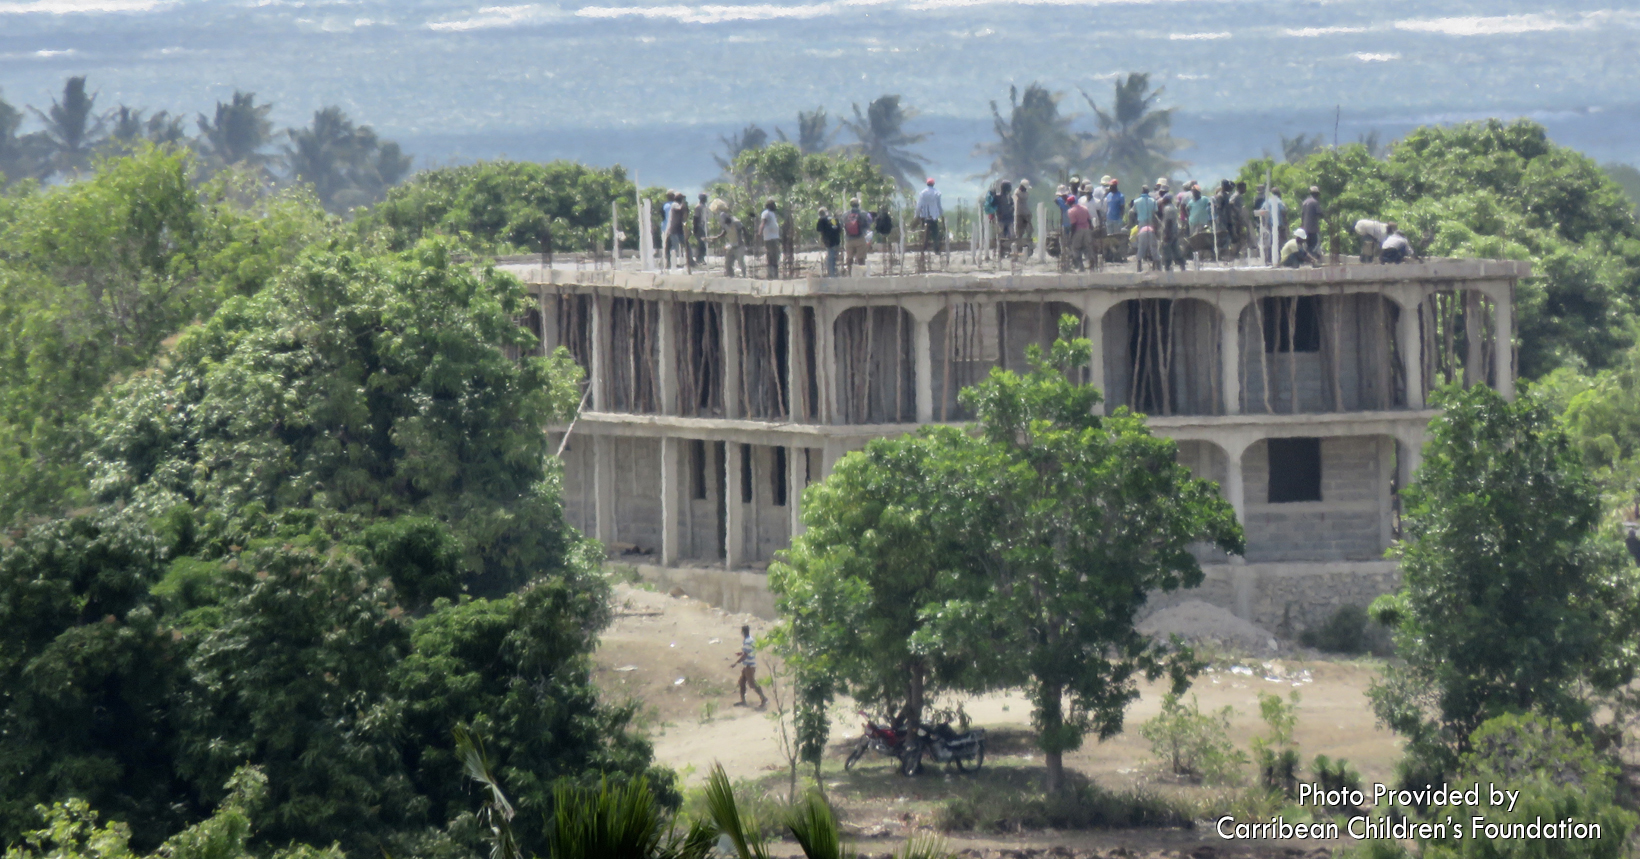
[657,297,678,415]
[1377,435,1396,552]
[1219,296,1249,415]
[788,446,805,539]
[1463,291,1484,390]
[914,315,934,423]
[1083,296,1115,413]
[1494,286,1515,400]
[1224,441,1248,532]
[1397,294,1424,408]
[722,301,742,419]
[590,292,610,411]
[539,292,560,354]
[660,437,679,565]
[724,442,745,569]
[821,440,844,478]
[592,435,616,550]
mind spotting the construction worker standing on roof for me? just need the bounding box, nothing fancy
[1013,179,1033,260]
[916,177,943,253]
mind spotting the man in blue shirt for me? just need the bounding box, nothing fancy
[1104,180,1126,236]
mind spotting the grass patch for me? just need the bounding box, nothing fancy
[933,768,1193,833]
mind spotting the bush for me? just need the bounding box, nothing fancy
[1252,692,1301,798]
[1310,755,1362,812]
[1299,605,1391,656]
[1421,713,1636,859]
[1138,693,1247,785]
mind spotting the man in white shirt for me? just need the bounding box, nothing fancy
[916,178,943,253]
[1379,222,1413,263]
[759,199,781,278]
[1354,218,1389,262]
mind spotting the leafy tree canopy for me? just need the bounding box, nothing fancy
[1368,385,1640,783]
[0,145,330,523]
[1237,119,1640,379]
[359,159,660,256]
[775,317,1242,794]
[83,238,581,592]
[710,143,899,239]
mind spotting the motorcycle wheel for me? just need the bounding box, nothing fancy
[972,738,985,770]
[899,743,923,777]
[844,739,867,772]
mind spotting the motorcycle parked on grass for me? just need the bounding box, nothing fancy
[843,711,921,776]
[900,721,986,775]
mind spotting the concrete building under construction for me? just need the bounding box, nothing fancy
[505,258,1527,633]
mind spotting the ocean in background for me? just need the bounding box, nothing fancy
[5,0,1639,197]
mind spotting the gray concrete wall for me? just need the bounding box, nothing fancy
[612,437,664,554]
[1241,436,1388,563]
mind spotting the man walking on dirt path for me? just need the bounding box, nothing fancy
[730,623,767,708]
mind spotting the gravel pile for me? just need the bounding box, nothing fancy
[1138,599,1281,653]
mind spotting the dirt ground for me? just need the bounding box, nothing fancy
[593,584,1403,856]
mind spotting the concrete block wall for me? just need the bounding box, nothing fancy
[1241,437,1386,563]
[612,437,664,553]
[555,433,595,536]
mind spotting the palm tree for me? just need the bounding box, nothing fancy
[0,89,42,183]
[108,106,188,148]
[30,76,106,177]
[715,123,769,173]
[1281,132,1325,163]
[973,83,1077,189]
[702,764,951,859]
[777,107,833,155]
[196,91,277,170]
[1079,73,1191,189]
[284,106,412,211]
[842,95,928,190]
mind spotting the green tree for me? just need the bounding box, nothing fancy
[0,509,182,846]
[194,91,277,173]
[975,83,1076,194]
[710,145,897,246]
[1368,385,1640,783]
[1420,714,1635,859]
[778,317,1242,793]
[0,146,330,522]
[770,430,996,737]
[939,318,1242,791]
[1605,162,1640,214]
[842,95,928,191]
[83,238,581,591]
[30,77,106,178]
[1079,74,1191,190]
[360,159,645,255]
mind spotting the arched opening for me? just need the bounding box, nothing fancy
[833,306,915,424]
[1103,297,1221,416]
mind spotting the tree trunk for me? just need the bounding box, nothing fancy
[1041,680,1065,794]
[908,660,926,733]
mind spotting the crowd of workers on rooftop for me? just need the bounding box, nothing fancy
[653,176,1414,278]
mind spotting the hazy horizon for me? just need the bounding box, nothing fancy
[6,0,1639,196]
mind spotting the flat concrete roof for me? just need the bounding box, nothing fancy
[500,257,1531,298]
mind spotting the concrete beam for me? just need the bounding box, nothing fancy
[506,259,1533,301]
